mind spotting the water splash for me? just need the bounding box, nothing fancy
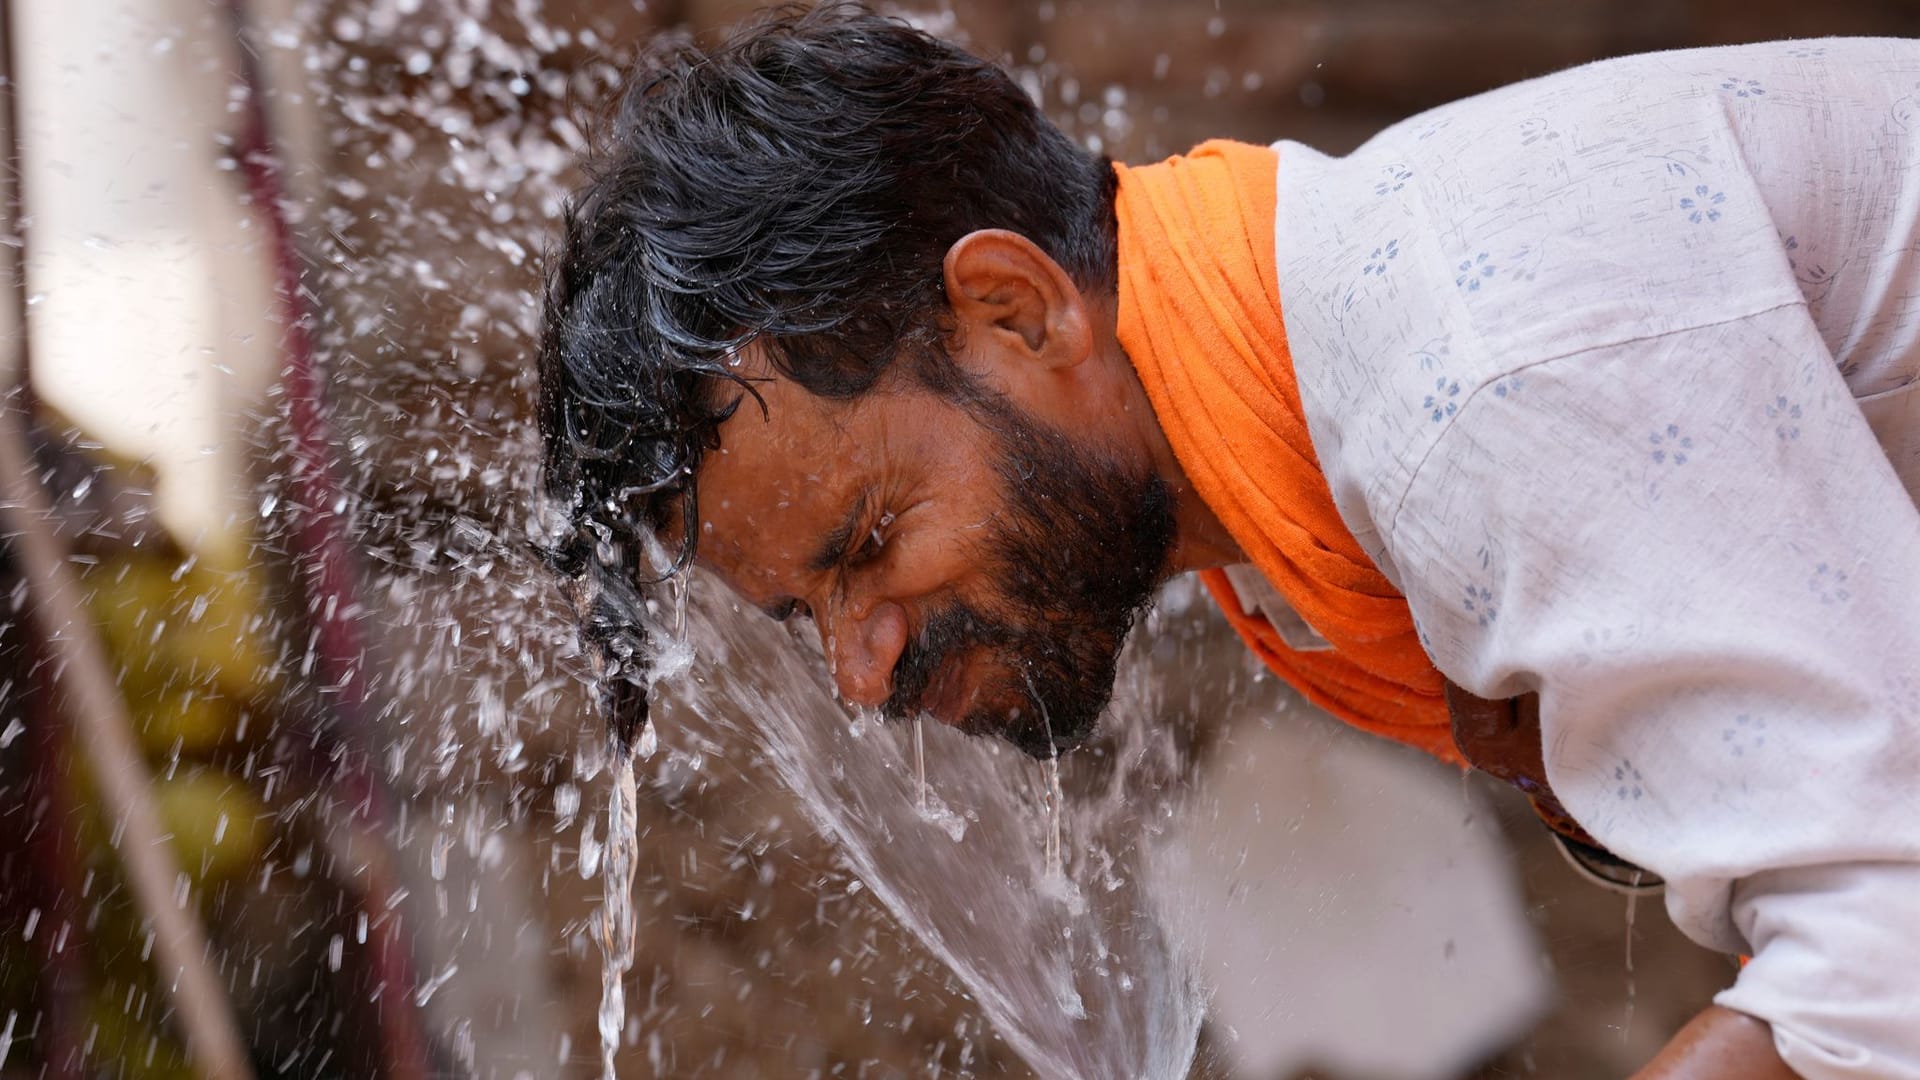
[7,2,1215,1074]
[657,580,1208,1079]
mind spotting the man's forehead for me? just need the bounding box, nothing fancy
[704,359,885,489]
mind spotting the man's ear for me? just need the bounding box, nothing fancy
[942,229,1092,371]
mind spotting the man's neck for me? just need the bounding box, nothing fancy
[1087,295,1245,575]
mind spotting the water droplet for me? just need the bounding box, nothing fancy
[913,716,927,812]
[429,833,452,881]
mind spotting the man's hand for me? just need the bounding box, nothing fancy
[1438,685,1796,1077]
[1633,1006,1798,1079]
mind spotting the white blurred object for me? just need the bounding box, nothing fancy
[1179,700,1549,1080]
[13,0,281,558]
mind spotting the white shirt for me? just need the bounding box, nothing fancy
[1270,38,1920,1079]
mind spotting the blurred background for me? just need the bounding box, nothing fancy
[1,1,1915,1078]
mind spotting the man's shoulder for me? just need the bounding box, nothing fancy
[1269,38,1920,572]
[1273,45,1886,374]
[1278,36,1920,379]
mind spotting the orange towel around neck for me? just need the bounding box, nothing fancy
[1113,140,1459,765]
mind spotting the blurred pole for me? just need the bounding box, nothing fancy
[0,426,256,1080]
[0,8,255,1077]
[4,553,85,1079]
[224,4,432,1077]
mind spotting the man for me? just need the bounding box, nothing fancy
[539,6,1920,1077]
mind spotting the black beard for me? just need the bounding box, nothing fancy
[880,400,1177,758]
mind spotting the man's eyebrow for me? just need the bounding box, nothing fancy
[807,487,870,574]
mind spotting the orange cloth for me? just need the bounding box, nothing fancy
[1113,140,1460,765]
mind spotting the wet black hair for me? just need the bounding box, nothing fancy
[537,2,1118,742]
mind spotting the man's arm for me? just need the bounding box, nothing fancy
[1635,1007,1798,1079]
[1444,684,1798,1078]
[1385,304,1920,1080]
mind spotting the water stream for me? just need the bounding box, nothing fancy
[1622,884,1641,1045]
[628,582,1209,1079]
[596,751,639,1080]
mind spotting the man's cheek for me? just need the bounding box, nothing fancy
[883,533,998,607]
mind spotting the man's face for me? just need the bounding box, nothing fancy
[693,362,1175,757]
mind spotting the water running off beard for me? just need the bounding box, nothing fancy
[597,748,640,1080]
[586,546,670,1079]
[619,579,1206,1079]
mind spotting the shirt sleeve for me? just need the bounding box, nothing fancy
[1385,301,1920,1080]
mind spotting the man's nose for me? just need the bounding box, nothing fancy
[821,597,909,708]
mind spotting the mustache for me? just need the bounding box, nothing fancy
[881,601,1001,721]
[880,600,1110,760]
